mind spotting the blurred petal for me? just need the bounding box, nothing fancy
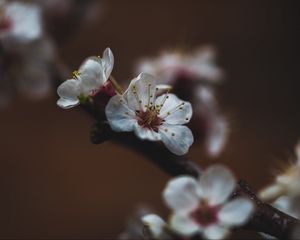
[5,2,42,42]
[218,198,254,227]
[170,214,200,236]
[142,214,166,239]
[199,165,236,206]
[163,176,199,213]
[203,224,229,240]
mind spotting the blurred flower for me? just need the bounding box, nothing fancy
[0,1,57,108]
[136,47,228,157]
[57,48,115,109]
[36,0,101,44]
[259,142,300,219]
[0,0,42,44]
[259,142,300,201]
[119,205,155,240]
[105,72,194,156]
[142,214,168,239]
[136,47,223,84]
[162,165,254,239]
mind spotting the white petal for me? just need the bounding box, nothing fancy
[159,124,194,155]
[199,165,236,206]
[5,2,42,42]
[124,73,156,112]
[57,79,81,108]
[101,48,114,79]
[133,125,161,141]
[163,176,199,213]
[142,214,166,239]
[218,198,254,227]
[203,224,229,240]
[206,117,229,157]
[79,57,105,94]
[157,94,192,125]
[57,98,79,109]
[105,95,137,132]
[273,196,293,216]
[170,214,200,236]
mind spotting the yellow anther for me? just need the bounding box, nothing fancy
[73,70,81,79]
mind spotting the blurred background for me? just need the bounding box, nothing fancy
[0,0,299,239]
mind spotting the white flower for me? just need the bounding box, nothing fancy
[105,72,194,155]
[0,1,42,43]
[136,47,228,157]
[259,142,300,201]
[119,206,157,240]
[57,48,114,109]
[136,46,223,85]
[142,214,167,239]
[163,165,254,240]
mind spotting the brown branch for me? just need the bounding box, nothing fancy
[91,124,300,239]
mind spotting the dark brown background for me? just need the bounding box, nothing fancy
[1,0,299,239]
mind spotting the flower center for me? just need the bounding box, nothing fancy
[0,5,13,32]
[190,203,219,227]
[137,108,163,132]
[130,81,188,134]
[90,80,117,108]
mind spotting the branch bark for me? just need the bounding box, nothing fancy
[91,124,300,239]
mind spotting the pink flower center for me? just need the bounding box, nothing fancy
[190,204,219,227]
[136,108,163,132]
[0,7,13,32]
[90,80,117,108]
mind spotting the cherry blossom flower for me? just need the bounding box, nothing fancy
[0,0,42,44]
[57,48,115,109]
[259,142,300,202]
[105,72,194,155]
[142,214,167,239]
[136,47,228,157]
[119,206,157,240]
[36,0,101,44]
[136,47,223,85]
[162,165,254,239]
[259,142,300,219]
[0,1,57,108]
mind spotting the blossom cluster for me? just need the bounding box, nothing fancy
[57,48,194,155]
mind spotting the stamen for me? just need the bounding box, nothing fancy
[157,90,170,112]
[147,83,151,108]
[73,70,81,79]
[132,85,143,110]
[160,102,186,119]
